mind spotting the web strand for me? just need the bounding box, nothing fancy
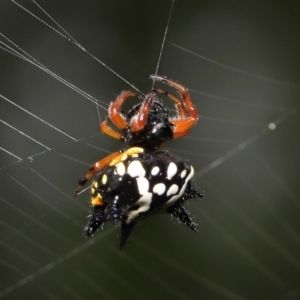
[12,0,143,95]
[194,107,298,179]
[168,41,300,89]
[0,34,108,110]
[151,0,175,90]
[0,2,299,299]
[0,94,76,141]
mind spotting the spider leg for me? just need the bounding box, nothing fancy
[99,91,138,139]
[109,90,138,128]
[151,75,199,138]
[73,151,121,196]
[74,147,145,196]
[171,118,198,138]
[153,88,186,118]
[129,93,157,132]
[100,118,123,140]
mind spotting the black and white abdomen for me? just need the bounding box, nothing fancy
[88,147,203,249]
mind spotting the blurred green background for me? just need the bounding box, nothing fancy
[0,0,300,299]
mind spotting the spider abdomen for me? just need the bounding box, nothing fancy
[87,147,203,248]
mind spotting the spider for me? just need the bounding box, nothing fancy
[74,75,203,248]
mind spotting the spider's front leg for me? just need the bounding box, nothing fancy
[153,87,186,118]
[129,93,157,132]
[75,91,143,197]
[73,151,121,196]
[100,91,139,139]
[151,75,199,138]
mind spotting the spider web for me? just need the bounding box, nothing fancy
[1,1,300,299]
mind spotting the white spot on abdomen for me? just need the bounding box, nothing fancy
[153,183,166,195]
[167,162,177,180]
[167,166,194,205]
[127,192,153,220]
[180,169,187,178]
[136,192,152,212]
[167,184,179,196]
[151,166,160,176]
[127,160,146,177]
[136,177,149,195]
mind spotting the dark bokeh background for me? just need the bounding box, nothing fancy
[1,0,300,299]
